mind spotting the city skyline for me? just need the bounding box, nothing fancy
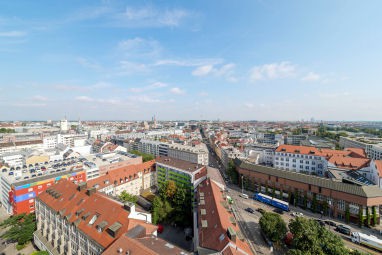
[1,1,382,121]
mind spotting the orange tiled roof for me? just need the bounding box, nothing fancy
[37,179,156,249]
[345,148,367,158]
[87,160,156,190]
[198,179,253,254]
[328,156,370,170]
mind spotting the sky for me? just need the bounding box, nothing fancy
[1,0,382,121]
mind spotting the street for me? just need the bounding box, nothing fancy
[201,130,381,255]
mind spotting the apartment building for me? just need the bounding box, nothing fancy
[0,140,44,154]
[196,178,253,255]
[236,159,382,225]
[43,134,88,149]
[33,180,160,255]
[86,161,156,197]
[1,168,86,215]
[168,143,209,166]
[136,139,209,165]
[156,156,207,192]
[273,145,370,177]
[340,136,382,160]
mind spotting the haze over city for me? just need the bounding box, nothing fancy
[1,0,382,121]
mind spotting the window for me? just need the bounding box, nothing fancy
[300,160,303,163]
[308,184,311,191]
[305,166,309,170]
[292,159,296,162]
[305,161,309,164]
[318,187,322,193]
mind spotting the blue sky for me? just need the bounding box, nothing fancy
[1,0,381,121]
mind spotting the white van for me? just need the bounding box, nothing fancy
[240,193,249,199]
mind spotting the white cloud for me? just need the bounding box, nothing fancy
[75,96,94,102]
[129,82,168,93]
[199,91,208,97]
[170,87,185,95]
[119,6,190,27]
[117,61,148,75]
[31,95,48,101]
[154,58,223,67]
[301,72,321,82]
[250,61,296,82]
[12,103,46,107]
[0,30,27,37]
[118,37,161,58]
[54,82,112,91]
[76,57,102,70]
[192,65,214,76]
[191,63,237,82]
[244,103,255,109]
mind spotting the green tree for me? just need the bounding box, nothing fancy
[152,196,173,224]
[311,194,317,213]
[372,206,377,227]
[129,150,155,162]
[118,191,138,204]
[259,212,287,244]
[359,207,364,227]
[345,207,350,224]
[31,252,49,255]
[227,160,239,184]
[289,217,350,255]
[366,207,371,226]
[0,213,36,245]
[165,180,177,199]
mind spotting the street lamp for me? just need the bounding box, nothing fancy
[241,175,244,194]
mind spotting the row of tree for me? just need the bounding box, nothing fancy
[259,212,366,255]
[0,128,15,133]
[152,180,192,226]
[129,150,155,162]
[0,213,36,249]
[118,190,138,204]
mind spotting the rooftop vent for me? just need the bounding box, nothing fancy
[107,222,122,238]
[86,187,96,196]
[77,182,87,191]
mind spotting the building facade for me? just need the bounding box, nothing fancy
[33,180,158,255]
[156,156,207,193]
[236,159,382,225]
[1,169,86,215]
[86,161,157,197]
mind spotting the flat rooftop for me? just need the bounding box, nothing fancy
[82,152,139,169]
[156,156,204,173]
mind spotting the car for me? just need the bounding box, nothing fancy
[29,164,33,167]
[239,193,249,199]
[1,168,7,172]
[324,220,337,227]
[257,208,266,214]
[23,165,27,168]
[37,173,42,176]
[315,219,326,227]
[16,166,21,170]
[245,207,255,214]
[291,212,303,217]
[273,208,284,214]
[22,169,27,173]
[31,174,36,178]
[30,168,35,173]
[24,176,29,179]
[10,167,15,171]
[8,172,14,175]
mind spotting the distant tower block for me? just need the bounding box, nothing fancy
[60,116,69,132]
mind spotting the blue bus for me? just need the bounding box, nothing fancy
[254,193,290,211]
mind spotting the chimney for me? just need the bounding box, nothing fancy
[78,182,87,191]
[123,202,135,213]
[86,187,96,196]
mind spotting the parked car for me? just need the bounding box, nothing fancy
[315,219,326,227]
[240,193,249,199]
[325,220,337,227]
[273,208,284,214]
[257,208,266,214]
[8,172,14,175]
[245,207,255,214]
[1,168,7,172]
[291,212,304,217]
[31,174,36,177]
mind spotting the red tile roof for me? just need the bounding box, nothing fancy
[328,156,370,170]
[37,179,156,249]
[197,179,253,255]
[87,160,156,190]
[276,145,371,170]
